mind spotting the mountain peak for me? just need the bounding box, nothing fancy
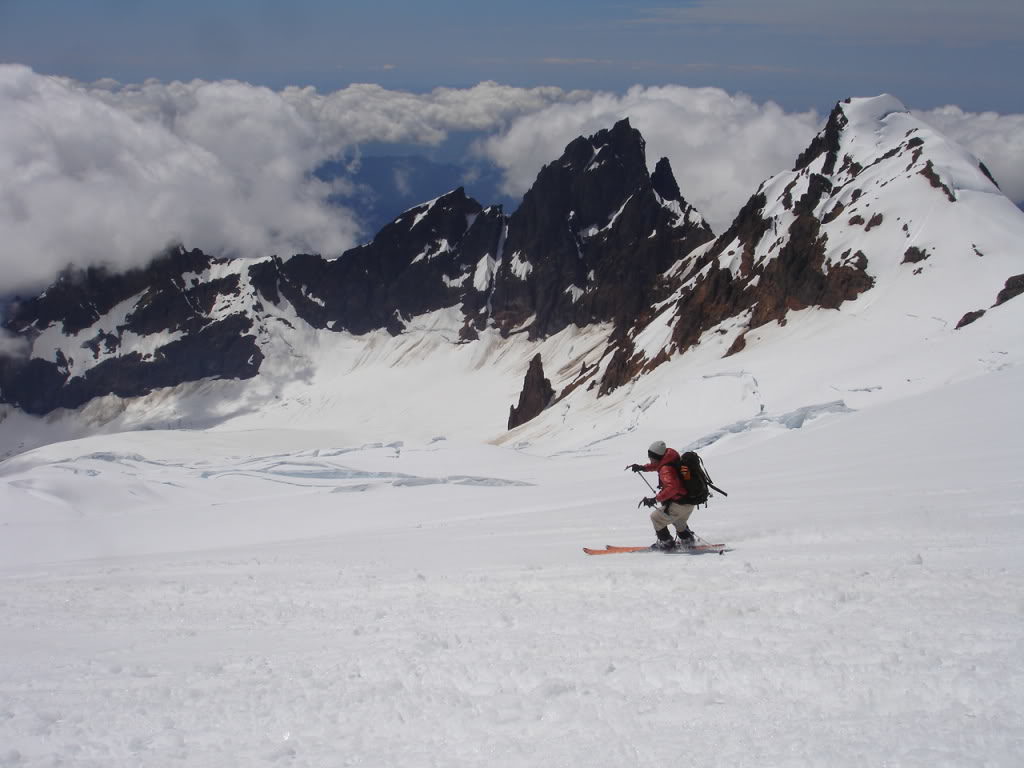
[839,94,909,126]
[794,94,910,174]
[651,157,682,201]
[492,119,713,339]
[648,92,1024,380]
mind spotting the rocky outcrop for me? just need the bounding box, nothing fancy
[5,247,218,337]
[589,94,1022,398]
[0,246,261,415]
[650,97,975,368]
[954,273,1024,330]
[0,123,718,416]
[793,103,847,175]
[489,118,714,340]
[4,98,1017,421]
[955,310,986,329]
[250,189,504,336]
[508,354,555,429]
[994,274,1024,306]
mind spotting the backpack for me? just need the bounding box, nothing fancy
[672,450,726,506]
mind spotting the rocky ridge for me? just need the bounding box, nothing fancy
[0,119,711,417]
[589,95,1024,396]
[1,98,1023,430]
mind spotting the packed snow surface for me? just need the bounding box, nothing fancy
[2,361,1022,766]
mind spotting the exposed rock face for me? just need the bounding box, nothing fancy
[597,94,1022,394]
[3,99,1020,421]
[249,189,504,336]
[955,273,1024,330]
[0,247,262,415]
[508,353,555,429]
[489,118,714,339]
[6,248,217,337]
[994,274,1024,307]
[793,103,847,175]
[1,119,717,417]
[667,101,882,352]
[249,119,715,348]
[955,310,986,329]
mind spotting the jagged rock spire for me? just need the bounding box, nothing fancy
[508,353,555,429]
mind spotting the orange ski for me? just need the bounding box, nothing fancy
[583,543,729,555]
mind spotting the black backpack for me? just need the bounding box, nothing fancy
[673,451,726,505]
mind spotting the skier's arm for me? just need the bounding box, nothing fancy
[628,462,656,472]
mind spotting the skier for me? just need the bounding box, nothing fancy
[629,440,696,550]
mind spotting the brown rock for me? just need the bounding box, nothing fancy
[508,353,556,429]
[955,310,986,329]
[994,274,1024,306]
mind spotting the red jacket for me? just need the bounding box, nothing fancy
[642,448,690,503]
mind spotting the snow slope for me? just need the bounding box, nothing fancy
[1,362,1022,766]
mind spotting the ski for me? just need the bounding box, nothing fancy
[583,543,729,556]
[606,543,726,553]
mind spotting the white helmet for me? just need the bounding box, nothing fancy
[647,440,667,458]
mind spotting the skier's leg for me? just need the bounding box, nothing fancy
[649,507,676,549]
[665,502,695,542]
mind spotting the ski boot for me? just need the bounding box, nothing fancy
[650,528,677,551]
[677,527,695,547]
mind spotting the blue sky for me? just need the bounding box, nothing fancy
[1,0,1022,112]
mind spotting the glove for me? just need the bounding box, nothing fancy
[629,464,644,473]
[640,496,657,508]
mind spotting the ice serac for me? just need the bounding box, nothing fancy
[604,94,1024,392]
[488,118,714,340]
[508,353,556,430]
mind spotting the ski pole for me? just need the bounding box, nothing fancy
[628,470,659,507]
[638,474,657,495]
[624,465,658,495]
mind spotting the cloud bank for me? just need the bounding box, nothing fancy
[1,63,1022,296]
[0,329,29,359]
[0,65,579,293]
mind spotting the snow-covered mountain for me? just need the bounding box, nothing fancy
[600,94,1024,388]
[2,96,1024,767]
[0,96,1022,457]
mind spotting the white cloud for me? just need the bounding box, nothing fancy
[476,85,821,232]
[914,106,1024,203]
[1,66,362,293]
[0,66,577,294]
[392,167,412,197]
[0,329,29,359]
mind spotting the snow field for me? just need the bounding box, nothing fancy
[1,366,1022,766]
[3,542,1018,767]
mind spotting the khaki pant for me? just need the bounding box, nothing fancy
[651,501,694,533]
